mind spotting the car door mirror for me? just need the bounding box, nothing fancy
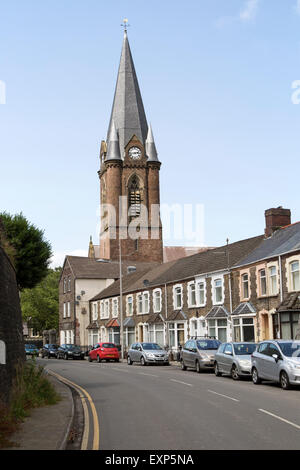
[191,348,197,353]
[225,351,232,356]
[272,354,279,362]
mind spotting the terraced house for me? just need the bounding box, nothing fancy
[88,208,300,353]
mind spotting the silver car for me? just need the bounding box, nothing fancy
[214,342,257,380]
[127,342,169,366]
[181,338,221,373]
[251,340,300,390]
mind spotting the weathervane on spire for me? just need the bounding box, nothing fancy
[121,18,130,32]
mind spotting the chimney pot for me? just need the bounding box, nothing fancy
[265,207,291,238]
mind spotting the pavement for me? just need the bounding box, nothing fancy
[5,374,74,450]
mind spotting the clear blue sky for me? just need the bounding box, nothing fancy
[1,0,300,266]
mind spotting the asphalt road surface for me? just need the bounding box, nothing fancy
[40,358,300,450]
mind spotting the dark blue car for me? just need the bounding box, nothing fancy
[25,343,40,356]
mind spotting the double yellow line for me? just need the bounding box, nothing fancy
[49,370,100,450]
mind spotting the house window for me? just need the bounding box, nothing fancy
[233,317,255,342]
[168,322,186,350]
[268,266,278,295]
[274,312,300,340]
[173,285,183,310]
[242,274,249,299]
[112,298,119,318]
[104,300,110,319]
[63,303,66,318]
[291,261,300,291]
[259,269,267,296]
[67,302,71,318]
[188,282,196,307]
[208,318,227,342]
[92,303,98,321]
[197,281,205,306]
[149,324,164,347]
[123,327,136,348]
[153,289,162,313]
[213,279,223,304]
[108,328,120,345]
[100,301,104,319]
[137,294,143,314]
[143,292,149,314]
[126,295,133,316]
[68,277,71,292]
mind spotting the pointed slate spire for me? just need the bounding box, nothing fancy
[106,121,121,161]
[107,31,148,158]
[145,124,158,161]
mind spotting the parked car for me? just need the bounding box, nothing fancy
[181,338,221,372]
[214,342,257,380]
[88,343,119,363]
[25,343,40,357]
[41,344,59,359]
[57,344,85,360]
[251,340,300,390]
[127,342,169,366]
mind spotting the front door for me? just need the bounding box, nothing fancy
[139,325,144,343]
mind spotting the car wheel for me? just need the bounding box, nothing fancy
[252,367,261,385]
[115,359,119,362]
[127,356,133,365]
[64,353,68,360]
[141,356,147,366]
[97,355,101,363]
[181,360,187,371]
[280,371,291,390]
[231,365,240,381]
[195,360,201,373]
[214,362,222,377]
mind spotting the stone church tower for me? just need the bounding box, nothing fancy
[98,31,163,263]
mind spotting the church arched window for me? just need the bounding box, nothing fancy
[128,175,141,219]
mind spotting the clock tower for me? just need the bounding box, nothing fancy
[98,31,163,264]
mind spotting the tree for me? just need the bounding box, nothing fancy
[0,212,52,290]
[20,268,61,332]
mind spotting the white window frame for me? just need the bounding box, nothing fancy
[137,293,144,315]
[112,297,119,318]
[92,302,98,321]
[104,299,110,319]
[100,300,105,319]
[153,288,162,313]
[173,284,183,310]
[196,279,206,307]
[267,262,279,296]
[242,273,250,300]
[126,295,134,316]
[187,281,197,308]
[67,301,71,318]
[63,302,66,318]
[286,255,300,293]
[211,274,224,305]
[258,268,267,297]
[143,291,150,314]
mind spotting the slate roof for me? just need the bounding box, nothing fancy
[234,222,300,268]
[278,292,300,312]
[205,306,230,319]
[93,235,264,301]
[65,256,157,281]
[107,31,148,158]
[232,302,256,316]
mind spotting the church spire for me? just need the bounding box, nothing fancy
[145,123,159,161]
[106,30,148,158]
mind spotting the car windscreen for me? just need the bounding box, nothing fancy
[196,340,221,350]
[278,342,300,358]
[141,343,162,350]
[49,345,58,349]
[66,345,80,351]
[233,343,257,355]
[102,343,116,349]
[26,344,36,348]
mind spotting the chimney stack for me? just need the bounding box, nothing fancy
[265,207,291,238]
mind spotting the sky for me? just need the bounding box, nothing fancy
[1,0,300,267]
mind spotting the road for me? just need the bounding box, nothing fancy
[40,358,300,450]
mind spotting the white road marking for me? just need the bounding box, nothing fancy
[259,409,300,430]
[170,379,193,387]
[139,372,159,378]
[112,368,130,372]
[207,390,240,402]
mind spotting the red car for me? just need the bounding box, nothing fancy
[88,342,120,363]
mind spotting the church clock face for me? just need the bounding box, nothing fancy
[128,146,142,160]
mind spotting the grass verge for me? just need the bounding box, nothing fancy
[0,359,60,448]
